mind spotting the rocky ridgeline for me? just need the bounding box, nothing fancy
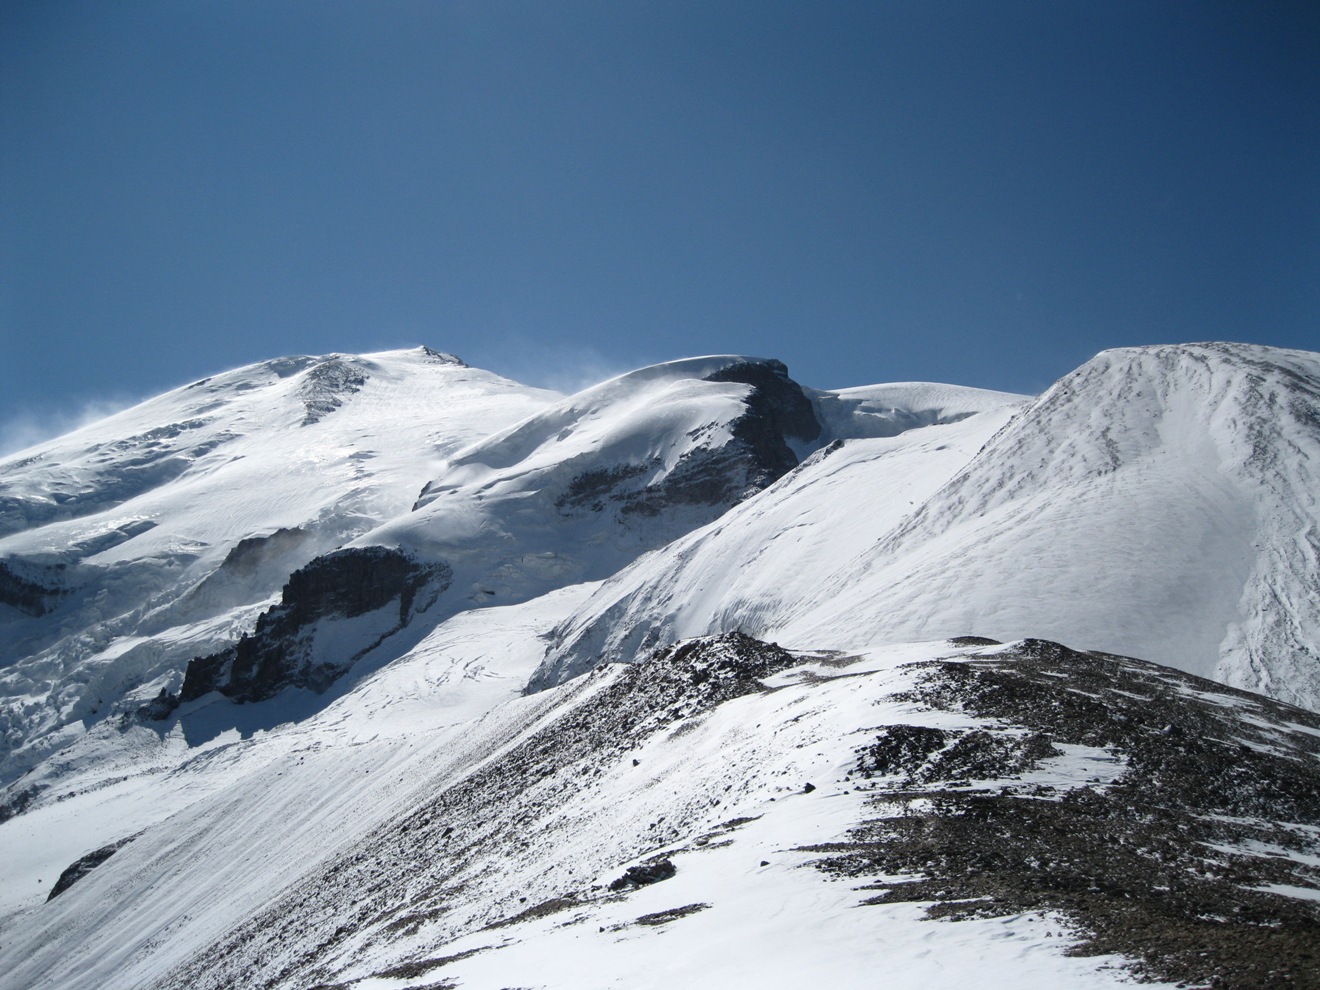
[810,639,1320,989]
[152,633,803,990]
[73,632,1320,989]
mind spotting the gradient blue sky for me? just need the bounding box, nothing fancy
[2,1,1317,451]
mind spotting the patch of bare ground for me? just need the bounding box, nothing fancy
[807,639,1320,989]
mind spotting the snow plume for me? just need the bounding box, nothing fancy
[474,336,637,395]
[0,394,141,458]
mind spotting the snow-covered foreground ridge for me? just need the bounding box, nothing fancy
[1,340,1320,987]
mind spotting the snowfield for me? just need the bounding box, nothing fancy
[0,348,559,781]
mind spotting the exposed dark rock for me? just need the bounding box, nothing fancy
[554,463,649,513]
[632,902,710,926]
[854,724,950,779]
[947,635,1001,647]
[0,783,42,824]
[299,360,368,426]
[809,639,1320,989]
[620,360,821,518]
[0,558,66,616]
[275,546,442,626]
[176,547,451,705]
[134,687,181,723]
[704,358,821,475]
[420,346,466,366]
[48,835,136,900]
[608,857,676,891]
[552,359,822,524]
[489,897,581,929]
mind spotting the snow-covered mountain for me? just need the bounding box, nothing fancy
[0,347,560,781]
[168,356,830,709]
[2,341,1319,989]
[535,343,1320,709]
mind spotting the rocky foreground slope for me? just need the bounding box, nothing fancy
[4,634,1319,989]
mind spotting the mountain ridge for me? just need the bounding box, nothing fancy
[2,340,1319,989]
[533,341,1320,710]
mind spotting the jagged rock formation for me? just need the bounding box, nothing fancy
[177,547,451,704]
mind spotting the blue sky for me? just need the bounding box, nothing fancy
[2,1,1317,452]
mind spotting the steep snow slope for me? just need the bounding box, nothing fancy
[531,397,1022,689]
[537,343,1320,711]
[0,347,560,779]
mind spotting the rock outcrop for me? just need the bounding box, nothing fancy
[177,547,450,704]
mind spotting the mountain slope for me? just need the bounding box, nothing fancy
[4,341,1320,989]
[169,356,830,707]
[3,634,1319,990]
[536,343,1320,711]
[0,347,560,780]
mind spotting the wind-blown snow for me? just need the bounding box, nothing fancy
[3,340,1320,990]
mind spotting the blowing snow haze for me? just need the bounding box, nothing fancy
[2,342,1320,988]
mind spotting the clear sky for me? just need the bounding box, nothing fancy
[2,1,1317,452]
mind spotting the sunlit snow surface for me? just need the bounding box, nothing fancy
[3,342,1320,988]
[538,343,1320,709]
[0,348,561,778]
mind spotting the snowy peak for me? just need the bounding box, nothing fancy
[960,341,1320,497]
[414,355,816,510]
[841,340,1320,700]
[377,355,823,573]
[172,356,826,708]
[0,347,559,777]
[530,342,1320,712]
